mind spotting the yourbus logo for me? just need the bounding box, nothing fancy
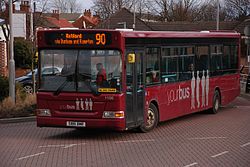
[167,86,190,105]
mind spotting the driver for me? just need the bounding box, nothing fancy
[96,63,107,86]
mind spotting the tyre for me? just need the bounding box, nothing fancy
[139,103,159,132]
[23,85,33,94]
[210,90,220,114]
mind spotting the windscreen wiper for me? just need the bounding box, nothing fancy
[54,78,69,96]
[55,57,78,96]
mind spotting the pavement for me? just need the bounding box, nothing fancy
[239,92,250,100]
[0,92,249,124]
[0,116,36,124]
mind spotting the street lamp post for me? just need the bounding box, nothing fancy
[9,0,15,102]
[216,0,220,30]
[133,0,136,30]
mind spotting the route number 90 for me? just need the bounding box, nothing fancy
[96,33,106,45]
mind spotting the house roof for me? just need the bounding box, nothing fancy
[72,14,100,29]
[60,13,81,22]
[96,8,152,31]
[34,13,74,28]
[45,17,74,28]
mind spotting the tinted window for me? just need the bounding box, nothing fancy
[196,46,209,72]
[161,47,178,83]
[210,45,223,76]
[179,47,195,81]
[146,48,160,84]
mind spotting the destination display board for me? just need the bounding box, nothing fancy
[44,32,112,47]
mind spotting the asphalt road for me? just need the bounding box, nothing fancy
[0,96,249,167]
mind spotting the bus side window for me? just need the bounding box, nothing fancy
[210,45,223,76]
[146,47,160,85]
[161,47,178,83]
[179,47,195,81]
[196,46,209,77]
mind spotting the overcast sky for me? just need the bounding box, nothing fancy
[81,0,94,9]
[15,0,94,12]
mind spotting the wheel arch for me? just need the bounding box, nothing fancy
[214,87,221,104]
[149,99,159,122]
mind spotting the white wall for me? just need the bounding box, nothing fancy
[13,13,26,38]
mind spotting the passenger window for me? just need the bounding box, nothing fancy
[196,46,209,71]
[161,47,178,83]
[179,47,195,81]
[146,48,160,85]
[222,45,238,74]
[210,45,223,76]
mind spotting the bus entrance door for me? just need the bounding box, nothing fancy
[125,49,145,129]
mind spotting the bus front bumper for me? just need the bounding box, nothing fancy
[36,116,126,131]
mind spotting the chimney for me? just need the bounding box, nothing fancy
[20,0,30,13]
[84,9,92,17]
[52,10,60,20]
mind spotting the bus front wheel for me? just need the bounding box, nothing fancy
[139,103,158,132]
[210,90,220,114]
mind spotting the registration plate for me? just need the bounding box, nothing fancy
[66,121,86,127]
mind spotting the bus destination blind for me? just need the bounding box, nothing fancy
[44,32,112,46]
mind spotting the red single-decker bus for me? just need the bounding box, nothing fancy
[36,29,240,132]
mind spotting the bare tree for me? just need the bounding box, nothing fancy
[34,0,51,13]
[145,0,202,21]
[225,0,250,20]
[68,0,82,13]
[49,0,82,13]
[0,0,19,12]
[191,0,226,21]
[92,0,134,19]
[50,0,67,12]
[144,0,170,21]
[93,0,249,22]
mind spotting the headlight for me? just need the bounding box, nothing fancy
[103,111,124,119]
[37,109,51,116]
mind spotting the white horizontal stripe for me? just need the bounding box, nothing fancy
[184,162,198,167]
[115,139,155,144]
[63,144,77,149]
[16,152,45,160]
[39,143,86,148]
[188,137,227,140]
[240,142,250,148]
[211,151,229,158]
[39,144,66,148]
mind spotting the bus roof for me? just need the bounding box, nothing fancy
[38,29,240,39]
[119,30,241,39]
